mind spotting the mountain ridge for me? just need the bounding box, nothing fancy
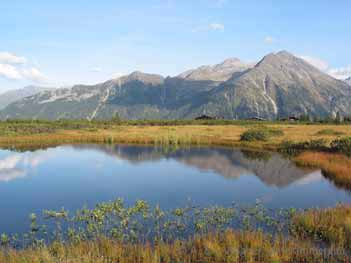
[1,51,350,120]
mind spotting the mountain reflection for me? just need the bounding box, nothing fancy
[73,145,320,188]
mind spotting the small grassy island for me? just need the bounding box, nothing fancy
[0,119,350,262]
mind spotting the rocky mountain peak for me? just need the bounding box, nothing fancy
[178,58,251,82]
[219,58,243,66]
[118,71,164,86]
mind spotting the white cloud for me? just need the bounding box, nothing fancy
[111,72,124,79]
[299,55,351,80]
[22,67,47,83]
[0,52,27,65]
[209,23,225,31]
[299,56,329,72]
[264,36,275,44]
[193,23,225,33]
[0,152,49,182]
[328,66,351,80]
[0,51,47,83]
[0,63,23,80]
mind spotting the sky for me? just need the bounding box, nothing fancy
[0,0,351,92]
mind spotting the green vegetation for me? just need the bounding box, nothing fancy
[240,127,284,142]
[279,139,328,156]
[331,137,351,156]
[315,129,345,136]
[279,137,351,157]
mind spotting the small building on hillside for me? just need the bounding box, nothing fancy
[288,116,300,121]
[247,117,266,121]
[195,115,218,120]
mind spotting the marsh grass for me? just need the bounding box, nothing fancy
[0,200,349,263]
[291,205,351,250]
[1,230,348,263]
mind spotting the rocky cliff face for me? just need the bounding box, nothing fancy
[1,51,350,120]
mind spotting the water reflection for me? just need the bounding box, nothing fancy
[73,145,316,188]
[0,151,48,182]
[0,144,350,234]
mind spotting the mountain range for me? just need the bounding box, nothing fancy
[0,86,51,110]
[0,51,350,120]
[346,77,351,85]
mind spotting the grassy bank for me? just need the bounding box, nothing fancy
[2,231,346,263]
[0,120,350,150]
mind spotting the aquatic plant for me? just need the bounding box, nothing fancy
[0,201,350,262]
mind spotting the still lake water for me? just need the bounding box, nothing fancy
[0,144,350,234]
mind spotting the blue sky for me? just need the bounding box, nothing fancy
[0,0,350,91]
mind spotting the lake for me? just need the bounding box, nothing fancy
[0,144,350,234]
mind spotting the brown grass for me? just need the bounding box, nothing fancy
[294,152,351,189]
[292,205,351,250]
[0,230,347,263]
[0,124,350,150]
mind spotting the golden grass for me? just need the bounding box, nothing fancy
[0,230,347,263]
[292,205,351,250]
[294,152,351,189]
[0,124,350,150]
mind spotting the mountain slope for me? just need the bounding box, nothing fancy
[0,86,51,110]
[0,51,350,120]
[346,77,351,85]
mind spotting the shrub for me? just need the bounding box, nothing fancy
[315,129,344,136]
[240,127,284,142]
[331,137,351,156]
[240,129,268,141]
[279,139,327,156]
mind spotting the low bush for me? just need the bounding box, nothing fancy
[279,139,327,156]
[315,129,345,136]
[240,127,284,142]
[331,137,351,156]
